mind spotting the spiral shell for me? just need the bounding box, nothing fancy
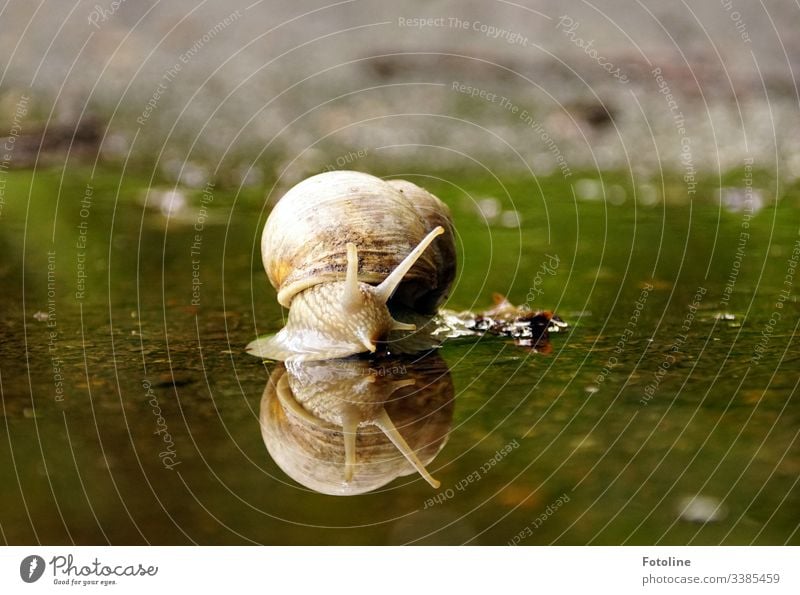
[262,170,455,314]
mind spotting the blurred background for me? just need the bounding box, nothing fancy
[1,0,798,545]
[2,0,800,180]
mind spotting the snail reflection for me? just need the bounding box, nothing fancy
[260,353,454,496]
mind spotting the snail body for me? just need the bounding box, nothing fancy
[248,171,455,361]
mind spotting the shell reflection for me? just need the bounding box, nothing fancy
[260,353,454,496]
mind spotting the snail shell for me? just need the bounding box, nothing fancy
[248,170,456,361]
[259,354,454,495]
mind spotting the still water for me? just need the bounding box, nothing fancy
[1,168,797,544]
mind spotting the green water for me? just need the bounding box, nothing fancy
[1,167,798,545]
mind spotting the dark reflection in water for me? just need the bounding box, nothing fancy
[260,353,455,496]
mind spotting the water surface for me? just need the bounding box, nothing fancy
[1,168,798,544]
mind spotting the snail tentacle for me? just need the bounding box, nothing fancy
[342,243,362,314]
[373,226,445,304]
[390,319,416,331]
[374,408,441,489]
[341,404,360,483]
[356,330,377,354]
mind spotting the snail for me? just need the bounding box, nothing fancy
[247,170,456,361]
[260,353,454,495]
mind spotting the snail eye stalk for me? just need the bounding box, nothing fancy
[373,226,445,304]
[342,242,362,313]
